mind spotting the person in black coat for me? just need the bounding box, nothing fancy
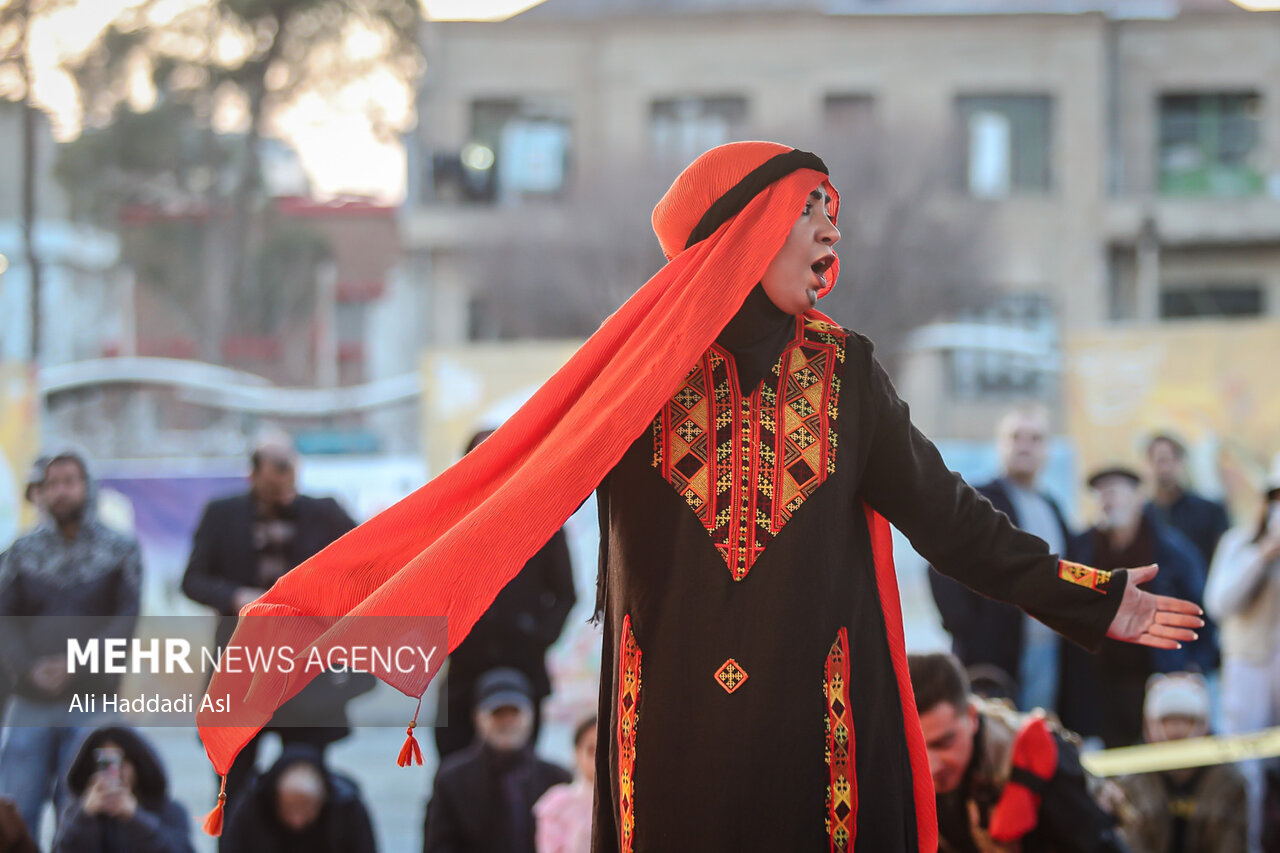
[220,743,377,853]
[927,407,1096,735]
[424,668,572,853]
[1073,466,1210,748]
[434,430,576,760]
[53,726,194,853]
[180,434,369,818]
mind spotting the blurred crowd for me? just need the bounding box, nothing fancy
[0,414,1277,852]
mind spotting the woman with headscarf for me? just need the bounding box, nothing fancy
[197,142,1202,852]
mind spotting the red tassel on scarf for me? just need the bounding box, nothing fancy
[202,774,227,836]
[397,697,424,766]
[988,715,1059,843]
[398,721,424,767]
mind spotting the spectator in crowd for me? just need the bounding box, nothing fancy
[534,715,596,853]
[908,651,1128,853]
[929,405,1095,731]
[0,797,37,853]
[1146,435,1231,572]
[0,456,51,746]
[1117,673,1247,853]
[220,743,377,853]
[181,432,368,813]
[0,449,142,837]
[52,726,195,853]
[436,429,576,760]
[423,667,572,853]
[1075,465,1210,748]
[1205,451,1280,852]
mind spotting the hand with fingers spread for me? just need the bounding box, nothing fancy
[1106,564,1204,649]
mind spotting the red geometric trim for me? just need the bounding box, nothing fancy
[617,615,642,853]
[1057,560,1113,594]
[825,627,856,851]
[715,658,749,694]
[651,316,847,581]
[864,504,937,853]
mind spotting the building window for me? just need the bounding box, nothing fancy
[1160,284,1264,319]
[434,97,572,204]
[823,94,876,142]
[946,294,1058,400]
[650,96,748,168]
[955,95,1053,197]
[1159,92,1263,197]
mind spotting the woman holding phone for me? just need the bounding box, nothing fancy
[52,726,193,853]
[1206,452,1280,851]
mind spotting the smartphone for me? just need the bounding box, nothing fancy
[94,747,124,781]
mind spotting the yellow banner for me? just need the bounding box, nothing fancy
[0,363,40,548]
[419,341,582,478]
[1065,320,1280,520]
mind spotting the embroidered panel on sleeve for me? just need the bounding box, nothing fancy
[651,317,847,581]
[1058,560,1114,594]
[825,627,856,852]
[617,615,642,853]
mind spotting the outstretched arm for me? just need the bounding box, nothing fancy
[855,339,1200,650]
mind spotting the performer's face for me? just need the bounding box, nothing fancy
[760,187,840,315]
[918,700,978,794]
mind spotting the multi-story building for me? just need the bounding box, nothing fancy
[401,0,1280,437]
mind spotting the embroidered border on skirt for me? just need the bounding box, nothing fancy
[618,615,642,852]
[825,626,856,851]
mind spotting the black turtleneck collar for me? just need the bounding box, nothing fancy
[716,285,798,395]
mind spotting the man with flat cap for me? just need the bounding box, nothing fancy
[1073,465,1209,747]
[422,667,570,853]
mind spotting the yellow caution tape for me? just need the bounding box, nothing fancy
[1081,726,1280,777]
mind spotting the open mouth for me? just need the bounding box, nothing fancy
[810,254,836,279]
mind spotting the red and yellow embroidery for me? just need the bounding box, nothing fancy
[714,658,749,694]
[825,627,856,851]
[1058,560,1113,593]
[652,317,847,581]
[617,615,642,853]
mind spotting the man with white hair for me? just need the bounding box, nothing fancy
[1117,673,1248,853]
[929,406,1091,726]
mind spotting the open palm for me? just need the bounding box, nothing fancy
[1106,564,1204,649]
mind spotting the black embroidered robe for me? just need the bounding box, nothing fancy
[591,296,1124,853]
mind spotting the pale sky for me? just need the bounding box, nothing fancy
[26,0,548,202]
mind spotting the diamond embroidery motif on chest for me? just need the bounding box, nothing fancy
[651,317,847,581]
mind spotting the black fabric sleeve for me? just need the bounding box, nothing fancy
[181,504,239,614]
[856,341,1126,652]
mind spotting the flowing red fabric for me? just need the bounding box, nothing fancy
[196,142,840,780]
[865,504,938,853]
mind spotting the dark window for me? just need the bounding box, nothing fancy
[649,96,748,167]
[434,97,572,204]
[955,95,1053,197]
[823,94,877,142]
[1159,93,1262,197]
[1160,284,1264,319]
[947,294,1058,400]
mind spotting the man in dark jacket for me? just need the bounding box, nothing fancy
[53,726,194,853]
[0,449,142,838]
[435,430,576,759]
[928,406,1095,732]
[220,743,377,853]
[423,668,572,853]
[1075,466,1210,748]
[181,434,366,814]
[909,652,1129,853]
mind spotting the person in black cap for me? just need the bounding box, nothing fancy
[422,667,571,853]
[1072,465,1209,747]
